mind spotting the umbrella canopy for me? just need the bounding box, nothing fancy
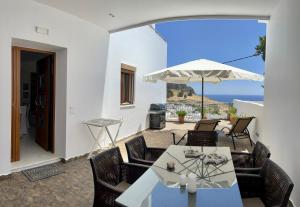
[144,59,264,118]
[144,59,264,83]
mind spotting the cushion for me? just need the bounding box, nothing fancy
[243,198,265,207]
[116,181,131,192]
[194,119,219,131]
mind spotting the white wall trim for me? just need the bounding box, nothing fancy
[110,15,270,33]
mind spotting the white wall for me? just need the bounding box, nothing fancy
[0,0,109,175]
[102,26,167,140]
[263,0,300,205]
[233,100,264,143]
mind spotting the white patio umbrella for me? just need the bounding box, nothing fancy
[144,59,264,118]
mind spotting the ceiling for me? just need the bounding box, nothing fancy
[33,0,279,32]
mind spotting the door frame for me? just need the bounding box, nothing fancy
[11,46,56,162]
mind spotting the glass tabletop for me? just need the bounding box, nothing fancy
[83,118,121,127]
[116,146,243,207]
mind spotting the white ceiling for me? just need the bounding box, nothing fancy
[33,0,279,32]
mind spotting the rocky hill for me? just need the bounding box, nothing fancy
[167,83,195,93]
[166,83,229,113]
[167,83,195,98]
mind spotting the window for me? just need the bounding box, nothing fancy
[121,63,135,105]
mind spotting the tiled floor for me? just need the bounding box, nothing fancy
[11,134,59,172]
[0,122,253,207]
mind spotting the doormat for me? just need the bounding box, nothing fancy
[22,163,64,182]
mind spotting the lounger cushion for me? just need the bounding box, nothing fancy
[194,119,219,131]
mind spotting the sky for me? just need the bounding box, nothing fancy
[155,20,266,96]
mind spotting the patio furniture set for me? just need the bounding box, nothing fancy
[89,120,294,207]
[172,117,254,150]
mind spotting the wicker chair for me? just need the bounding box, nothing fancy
[125,135,165,165]
[222,117,255,150]
[186,130,218,146]
[237,159,294,207]
[232,141,271,173]
[90,147,149,207]
[172,119,220,145]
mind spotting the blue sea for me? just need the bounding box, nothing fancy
[205,94,264,104]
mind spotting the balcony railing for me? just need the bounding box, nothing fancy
[166,103,229,122]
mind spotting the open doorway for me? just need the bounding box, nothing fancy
[11,47,57,166]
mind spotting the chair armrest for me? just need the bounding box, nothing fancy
[172,132,187,145]
[235,167,261,174]
[147,147,165,158]
[236,173,263,198]
[221,126,231,133]
[231,151,252,156]
[96,178,124,194]
[130,157,155,166]
[123,162,149,184]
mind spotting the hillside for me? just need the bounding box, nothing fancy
[167,83,195,98]
[167,87,229,112]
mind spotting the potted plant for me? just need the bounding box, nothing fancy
[176,110,187,124]
[227,106,237,124]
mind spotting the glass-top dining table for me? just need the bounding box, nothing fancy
[116,145,243,207]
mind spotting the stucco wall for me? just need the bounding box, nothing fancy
[102,26,167,141]
[233,100,264,143]
[0,0,109,175]
[263,0,300,205]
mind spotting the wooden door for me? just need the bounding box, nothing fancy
[11,47,55,162]
[35,56,52,150]
[11,47,21,161]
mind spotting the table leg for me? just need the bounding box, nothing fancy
[112,121,123,145]
[104,126,116,147]
[87,125,103,158]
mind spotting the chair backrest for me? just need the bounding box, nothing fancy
[186,130,217,146]
[194,119,220,132]
[90,147,123,186]
[261,159,294,207]
[125,135,147,162]
[230,117,254,134]
[252,141,271,167]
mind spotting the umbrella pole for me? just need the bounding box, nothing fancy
[201,77,204,119]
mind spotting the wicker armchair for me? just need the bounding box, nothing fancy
[90,147,149,207]
[186,130,218,146]
[237,159,294,207]
[125,135,165,165]
[232,141,271,173]
[222,117,255,150]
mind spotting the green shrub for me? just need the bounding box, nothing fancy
[176,110,187,117]
[208,105,220,115]
[228,106,237,115]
